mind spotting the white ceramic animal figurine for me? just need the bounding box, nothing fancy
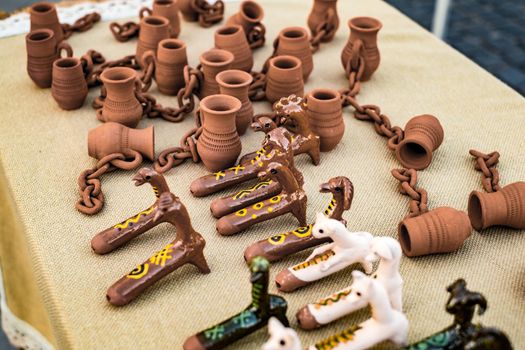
[262,317,302,350]
[275,213,375,292]
[371,236,403,312]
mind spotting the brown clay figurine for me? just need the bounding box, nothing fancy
[214,25,254,72]
[199,49,235,98]
[178,0,224,27]
[245,176,353,263]
[225,0,266,49]
[103,168,210,306]
[136,16,170,67]
[307,0,339,43]
[468,150,525,231]
[275,27,313,80]
[216,69,254,135]
[29,2,64,43]
[51,57,88,110]
[141,0,181,38]
[266,55,304,104]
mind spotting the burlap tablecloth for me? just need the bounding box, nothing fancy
[0,0,524,348]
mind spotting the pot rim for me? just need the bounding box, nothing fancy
[467,191,485,231]
[153,0,174,7]
[141,15,169,27]
[348,16,382,33]
[239,0,264,23]
[395,138,433,170]
[100,67,137,84]
[269,55,302,71]
[280,26,308,41]
[200,94,242,116]
[215,24,243,37]
[159,38,186,51]
[216,69,253,88]
[200,49,234,67]
[30,2,54,14]
[307,88,340,103]
[26,28,55,43]
[53,57,81,70]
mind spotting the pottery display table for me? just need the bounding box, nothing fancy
[0,0,524,349]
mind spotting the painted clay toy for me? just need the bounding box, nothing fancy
[262,317,301,350]
[103,168,210,306]
[215,25,254,72]
[275,214,375,292]
[404,279,512,350]
[307,0,339,44]
[275,27,313,80]
[468,150,525,231]
[216,162,307,236]
[216,69,254,135]
[244,176,353,263]
[178,0,224,27]
[51,57,88,110]
[266,56,304,104]
[226,0,266,49]
[183,256,288,350]
[296,237,403,330]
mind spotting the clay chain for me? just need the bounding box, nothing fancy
[86,54,141,87]
[391,168,429,218]
[469,149,501,193]
[309,8,337,53]
[62,12,101,39]
[80,50,106,84]
[110,21,141,42]
[192,0,225,27]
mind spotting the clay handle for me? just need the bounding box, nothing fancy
[139,7,152,19]
[57,41,73,58]
[113,149,143,170]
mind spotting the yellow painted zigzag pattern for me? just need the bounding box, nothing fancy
[114,206,155,230]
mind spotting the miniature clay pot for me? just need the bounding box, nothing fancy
[468,182,525,231]
[88,122,155,161]
[398,207,472,257]
[197,94,242,172]
[216,69,254,135]
[142,0,181,38]
[307,0,339,43]
[226,0,264,39]
[51,57,88,110]
[26,29,73,88]
[146,39,188,95]
[136,16,170,67]
[214,25,253,72]
[266,55,304,104]
[341,17,382,81]
[275,27,313,80]
[178,0,198,21]
[98,67,143,128]
[305,89,344,152]
[395,114,444,170]
[199,49,235,98]
[29,2,64,43]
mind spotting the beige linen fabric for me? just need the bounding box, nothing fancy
[0,0,524,349]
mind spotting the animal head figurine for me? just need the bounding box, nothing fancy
[320,176,354,221]
[132,167,169,194]
[311,213,347,240]
[252,114,278,133]
[273,94,308,134]
[262,317,302,350]
[446,278,487,328]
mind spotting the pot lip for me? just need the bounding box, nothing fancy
[153,0,174,7]
[467,191,485,231]
[239,0,264,23]
[216,69,253,88]
[144,125,156,161]
[200,48,234,67]
[26,28,54,43]
[215,24,243,37]
[53,57,81,70]
[348,16,383,33]
[141,15,169,27]
[200,94,242,116]
[30,2,55,14]
[100,67,137,84]
[395,138,433,170]
[269,55,302,71]
[159,38,186,51]
[307,88,341,103]
[280,26,308,41]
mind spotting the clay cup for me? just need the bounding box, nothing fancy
[51,57,88,110]
[276,27,313,80]
[216,69,254,135]
[136,16,170,67]
[29,2,64,43]
[305,89,344,152]
[214,25,253,72]
[199,49,235,98]
[265,55,304,103]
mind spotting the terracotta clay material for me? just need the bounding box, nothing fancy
[266,56,304,104]
[197,94,242,172]
[216,69,254,135]
[136,16,170,67]
[307,0,339,43]
[398,207,472,257]
[341,17,382,81]
[214,25,254,72]
[88,122,155,162]
[177,0,199,21]
[143,0,181,38]
[199,49,235,98]
[225,1,265,48]
[26,29,73,88]
[51,57,88,110]
[275,27,313,80]
[97,67,143,128]
[29,2,64,43]
[305,88,344,152]
[150,39,188,95]
[395,114,444,170]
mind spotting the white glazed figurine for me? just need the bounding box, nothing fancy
[296,236,404,329]
[262,317,302,350]
[275,213,376,292]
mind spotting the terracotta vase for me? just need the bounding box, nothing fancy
[178,0,198,21]
[142,0,181,38]
[341,17,382,81]
[226,0,264,40]
[468,182,525,231]
[88,122,155,161]
[136,16,170,67]
[29,2,64,43]
[196,95,242,172]
[275,27,313,80]
[305,88,344,152]
[307,0,339,43]
[26,29,73,88]
[216,70,253,135]
[98,67,143,128]
[395,114,444,170]
[265,55,304,103]
[51,57,88,110]
[214,25,253,72]
[146,39,188,95]
[199,49,234,98]
[398,207,472,257]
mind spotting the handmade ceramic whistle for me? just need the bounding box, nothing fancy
[136,16,170,67]
[184,256,288,350]
[244,176,353,263]
[29,2,64,43]
[51,57,88,110]
[215,25,254,72]
[216,162,307,236]
[226,0,265,49]
[141,0,181,38]
[296,237,403,330]
[307,0,339,43]
[275,27,313,80]
[216,69,254,135]
[404,279,512,350]
[266,56,305,104]
[200,49,235,98]
[275,214,375,292]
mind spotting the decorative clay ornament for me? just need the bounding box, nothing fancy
[215,25,254,72]
[225,0,266,49]
[262,317,301,350]
[275,214,375,292]
[183,256,288,350]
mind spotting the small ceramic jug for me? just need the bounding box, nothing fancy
[214,25,253,72]
[307,0,339,42]
[98,67,143,128]
[51,57,88,110]
[276,27,313,80]
[143,39,188,95]
[341,17,382,81]
[305,88,344,152]
[266,55,304,104]
[199,48,234,98]
[29,2,64,43]
[177,0,199,21]
[398,207,472,257]
[468,182,525,231]
[26,29,73,88]
[216,70,254,135]
[141,0,181,38]
[88,122,155,161]
[136,16,170,67]
[395,114,444,170]
[226,0,264,41]
[197,94,242,172]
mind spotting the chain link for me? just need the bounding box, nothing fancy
[86,54,140,87]
[391,168,429,218]
[80,50,106,84]
[247,23,266,49]
[109,21,140,42]
[469,149,501,193]
[192,0,224,27]
[62,12,101,39]
[310,8,337,53]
